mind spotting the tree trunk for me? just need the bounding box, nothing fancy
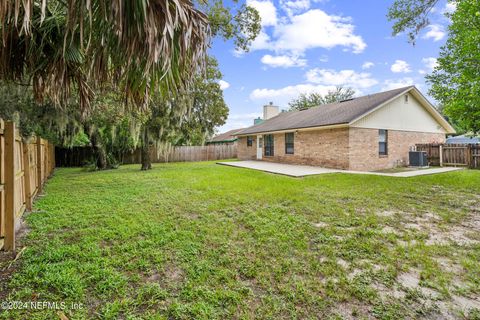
[90,131,107,170]
[141,127,152,170]
[96,146,108,170]
[141,145,152,170]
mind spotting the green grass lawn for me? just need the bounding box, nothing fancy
[1,162,480,319]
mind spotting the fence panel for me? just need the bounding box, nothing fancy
[57,143,238,167]
[14,132,26,220]
[471,145,480,169]
[416,143,479,169]
[0,120,4,239]
[28,143,39,200]
[0,120,55,251]
[443,144,469,166]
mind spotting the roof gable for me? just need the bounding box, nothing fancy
[350,92,446,133]
[350,87,455,134]
[236,86,455,136]
[236,87,412,135]
[209,128,244,142]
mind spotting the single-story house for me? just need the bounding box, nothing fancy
[235,86,455,171]
[206,128,245,145]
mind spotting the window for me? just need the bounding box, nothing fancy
[285,132,294,154]
[264,134,274,156]
[247,136,253,147]
[379,129,388,156]
[404,94,409,103]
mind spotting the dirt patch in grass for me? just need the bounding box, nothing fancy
[398,270,421,290]
[397,210,480,246]
[376,210,397,217]
[373,282,406,300]
[332,301,373,319]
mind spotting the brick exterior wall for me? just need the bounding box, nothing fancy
[237,127,446,171]
[259,129,350,169]
[348,127,446,171]
[237,136,257,160]
[237,128,350,169]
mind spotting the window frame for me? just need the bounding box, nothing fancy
[264,134,274,157]
[247,136,253,147]
[379,129,388,156]
[285,132,294,155]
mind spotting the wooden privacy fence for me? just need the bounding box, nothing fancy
[55,146,96,167]
[123,144,238,164]
[416,143,480,169]
[0,120,55,251]
[56,144,237,167]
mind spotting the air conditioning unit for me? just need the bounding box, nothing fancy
[409,151,428,167]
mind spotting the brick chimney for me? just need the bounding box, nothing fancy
[263,102,280,120]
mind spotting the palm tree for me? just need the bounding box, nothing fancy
[0,0,210,113]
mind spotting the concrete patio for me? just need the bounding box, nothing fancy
[217,160,464,178]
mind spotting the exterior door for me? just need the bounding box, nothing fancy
[256,135,263,160]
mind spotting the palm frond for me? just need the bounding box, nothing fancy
[0,0,210,113]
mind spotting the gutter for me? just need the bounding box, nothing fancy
[235,123,349,137]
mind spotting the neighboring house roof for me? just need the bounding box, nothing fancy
[446,135,479,144]
[236,86,455,136]
[208,128,245,143]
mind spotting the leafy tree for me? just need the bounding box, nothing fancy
[427,1,480,134]
[0,83,85,146]
[388,0,480,133]
[139,57,228,170]
[175,58,229,145]
[200,0,261,51]
[288,87,355,111]
[0,80,146,168]
[387,0,440,44]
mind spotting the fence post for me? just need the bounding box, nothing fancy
[4,122,16,251]
[0,120,4,239]
[439,144,443,167]
[466,145,472,168]
[36,137,43,193]
[23,141,32,211]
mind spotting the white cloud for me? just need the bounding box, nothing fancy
[443,2,457,14]
[218,112,262,132]
[391,60,411,73]
[423,57,438,70]
[305,68,378,88]
[247,0,278,26]
[362,61,374,70]
[422,24,446,41]
[419,57,438,74]
[249,30,272,51]
[261,54,307,68]
[218,80,230,90]
[250,84,337,106]
[381,78,417,91]
[248,9,366,56]
[273,10,366,54]
[280,0,310,16]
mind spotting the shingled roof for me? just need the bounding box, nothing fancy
[208,128,245,143]
[236,86,414,136]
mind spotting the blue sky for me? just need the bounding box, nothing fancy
[209,0,455,132]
